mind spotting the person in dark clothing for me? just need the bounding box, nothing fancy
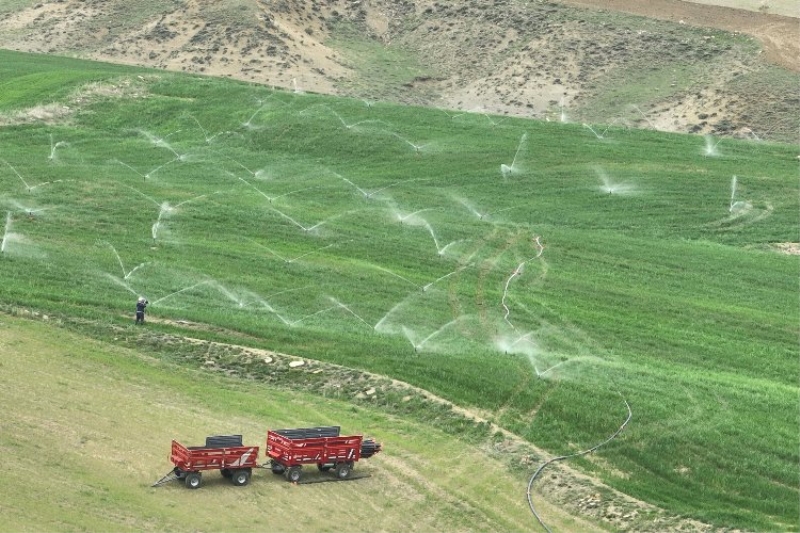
[135,297,148,324]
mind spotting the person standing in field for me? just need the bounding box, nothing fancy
[135,297,148,324]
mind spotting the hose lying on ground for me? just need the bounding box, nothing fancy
[526,395,632,533]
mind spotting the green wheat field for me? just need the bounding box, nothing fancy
[0,50,797,532]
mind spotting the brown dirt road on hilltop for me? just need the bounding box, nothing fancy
[558,0,800,72]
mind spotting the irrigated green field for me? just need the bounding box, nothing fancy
[0,49,797,531]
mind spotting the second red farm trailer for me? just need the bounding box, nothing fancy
[266,426,381,482]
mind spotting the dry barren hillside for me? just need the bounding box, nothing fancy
[0,0,797,141]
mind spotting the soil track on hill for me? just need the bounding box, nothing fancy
[559,0,799,72]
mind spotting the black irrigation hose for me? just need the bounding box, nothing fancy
[526,395,633,533]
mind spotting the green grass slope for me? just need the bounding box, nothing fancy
[0,50,797,531]
[1,314,576,533]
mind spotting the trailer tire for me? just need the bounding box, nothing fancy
[185,472,202,489]
[221,469,232,479]
[231,469,251,486]
[285,466,302,483]
[270,461,285,475]
[335,462,352,479]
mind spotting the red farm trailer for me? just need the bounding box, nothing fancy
[153,427,381,489]
[266,426,381,483]
[158,435,260,489]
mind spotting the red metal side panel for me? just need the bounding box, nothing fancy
[266,431,363,467]
[170,440,193,470]
[170,440,259,471]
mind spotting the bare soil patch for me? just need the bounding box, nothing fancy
[557,0,799,71]
[772,242,800,255]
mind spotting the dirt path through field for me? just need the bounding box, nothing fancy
[556,0,800,71]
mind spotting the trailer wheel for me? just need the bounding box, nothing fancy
[185,472,202,489]
[335,462,352,479]
[231,469,251,487]
[285,466,302,483]
[221,469,232,478]
[270,461,285,475]
[317,464,332,472]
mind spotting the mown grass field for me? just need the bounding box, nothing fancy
[2,314,581,533]
[0,49,797,531]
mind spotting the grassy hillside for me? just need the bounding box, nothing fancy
[0,49,797,531]
[2,314,579,533]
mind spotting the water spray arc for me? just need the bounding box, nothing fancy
[386,131,428,153]
[373,299,410,332]
[422,262,473,292]
[236,174,276,203]
[6,199,53,218]
[332,172,370,199]
[2,159,59,192]
[1,212,12,254]
[210,280,247,308]
[104,241,148,280]
[373,265,422,290]
[268,205,357,234]
[367,177,430,200]
[453,197,520,221]
[48,134,69,162]
[242,104,269,129]
[151,205,170,240]
[329,296,372,328]
[138,129,185,160]
[272,185,322,203]
[500,132,528,178]
[115,158,176,181]
[186,114,236,144]
[405,316,468,352]
[703,134,722,157]
[595,167,636,196]
[453,197,485,220]
[288,305,340,327]
[395,207,438,225]
[247,238,336,264]
[481,111,508,128]
[228,156,267,180]
[288,243,336,263]
[150,281,213,306]
[728,175,751,213]
[122,184,213,241]
[151,193,214,241]
[630,105,656,129]
[268,206,308,231]
[414,218,460,256]
[316,106,387,131]
[103,272,139,296]
[583,123,610,139]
